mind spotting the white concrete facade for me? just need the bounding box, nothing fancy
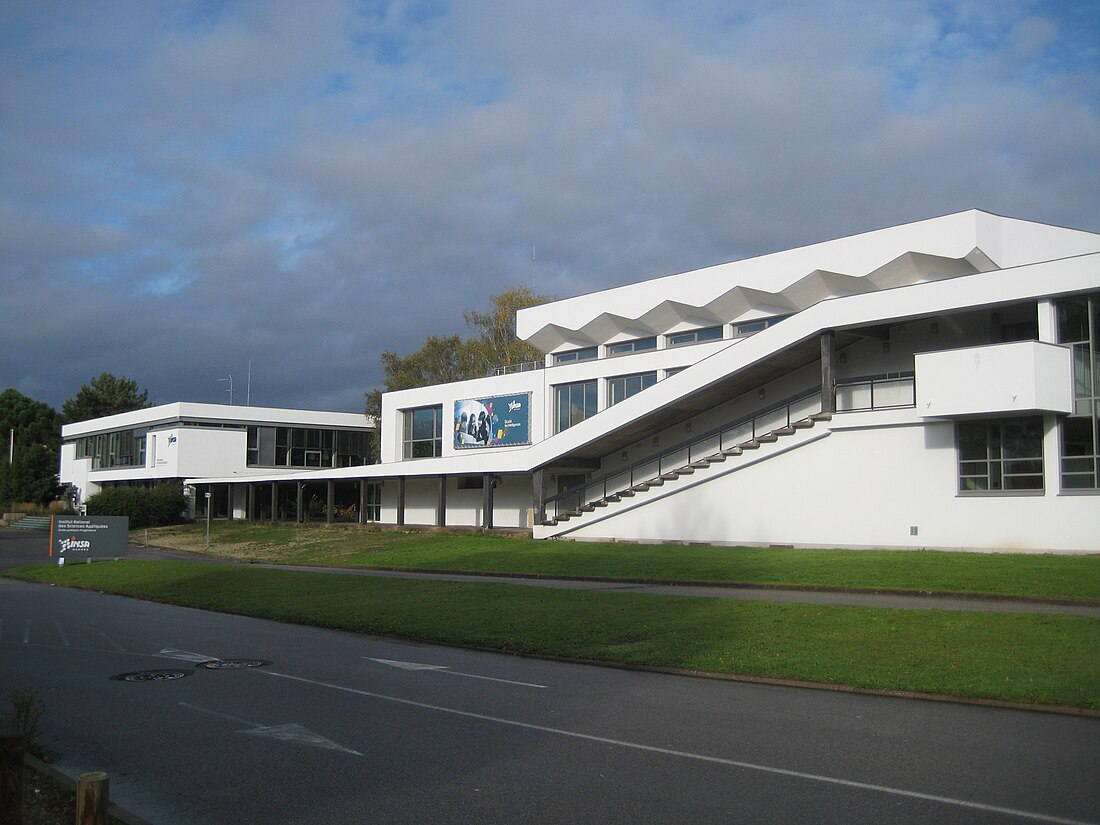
[60,403,376,518]
[193,210,1100,551]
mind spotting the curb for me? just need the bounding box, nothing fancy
[24,753,154,825]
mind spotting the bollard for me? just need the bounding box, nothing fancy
[76,771,108,825]
[0,730,23,825]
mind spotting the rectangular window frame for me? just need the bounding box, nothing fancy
[667,326,724,348]
[956,417,1045,495]
[553,346,598,365]
[606,336,657,357]
[555,380,598,433]
[607,371,658,407]
[403,406,443,460]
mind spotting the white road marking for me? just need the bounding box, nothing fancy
[98,632,127,651]
[22,620,31,644]
[158,647,217,663]
[179,702,362,756]
[366,657,547,688]
[258,668,1097,825]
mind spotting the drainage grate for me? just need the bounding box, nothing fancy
[196,659,271,670]
[111,669,193,682]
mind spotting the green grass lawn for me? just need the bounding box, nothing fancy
[138,522,1100,602]
[9,560,1100,709]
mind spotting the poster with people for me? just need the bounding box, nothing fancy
[454,392,531,449]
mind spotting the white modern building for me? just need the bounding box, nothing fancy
[192,210,1100,552]
[60,403,376,520]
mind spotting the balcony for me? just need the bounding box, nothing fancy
[915,341,1073,418]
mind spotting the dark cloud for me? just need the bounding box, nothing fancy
[1,0,1097,414]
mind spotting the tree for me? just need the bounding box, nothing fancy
[0,389,61,506]
[462,286,548,376]
[365,286,550,417]
[62,372,150,424]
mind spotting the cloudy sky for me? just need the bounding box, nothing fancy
[2,1,1098,414]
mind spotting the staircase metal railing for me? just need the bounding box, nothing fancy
[542,372,918,524]
[544,387,823,521]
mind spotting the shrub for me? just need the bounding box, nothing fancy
[85,482,187,529]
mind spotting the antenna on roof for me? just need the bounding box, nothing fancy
[219,375,234,405]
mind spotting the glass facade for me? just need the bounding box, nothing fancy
[403,406,443,459]
[1057,294,1100,489]
[957,418,1044,492]
[555,380,597,433]
[247,426,373,468]
[607,372,657,406]
[76,429,147,469]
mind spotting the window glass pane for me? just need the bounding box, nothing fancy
[958,423,987,461]
[1057,299,1089,343]
[698,326,723,342]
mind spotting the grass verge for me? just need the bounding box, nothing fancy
[10,560,1100,709]
[138,522,1100,602]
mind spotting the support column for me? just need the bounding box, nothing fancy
[436,476,447,527]
[296,482,304,524]
[532,468,546,527]
[247,484,254,521]
[227,483,235,520]
[396,478,406,526]
[326,481,334,525]
[482,475,495,529]
[270,482,277,524]
[820,330,836,414]
[359,480,366,524]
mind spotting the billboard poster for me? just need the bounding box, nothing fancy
[50,516,130,562]
[454,392,531,449]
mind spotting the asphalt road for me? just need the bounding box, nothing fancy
[2,532,1098,824]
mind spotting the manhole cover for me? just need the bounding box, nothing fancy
[111,669,192,682]
[196,659,271,670]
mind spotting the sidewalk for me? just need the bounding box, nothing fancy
[253,562,1100,617]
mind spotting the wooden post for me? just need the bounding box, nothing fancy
[76,771,109,825]
[0,730,22,825]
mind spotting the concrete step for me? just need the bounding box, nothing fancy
[9,515,52,531]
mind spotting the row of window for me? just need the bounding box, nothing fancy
[246,426,374,468]
[552,319,785,365]
[75,429,147,469]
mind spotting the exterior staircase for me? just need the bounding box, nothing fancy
[542,412,831,532]
[7,515,52,531]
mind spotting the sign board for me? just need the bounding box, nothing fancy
[50,516,129,562]
[453,392,532,449]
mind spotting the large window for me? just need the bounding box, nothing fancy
[957,418,1044,493]
[607,372,657,406]
[554,346,598,365]
[555,380,597,433]
[667,326,724,347]
[403,406,443,459]
[1057,295,1100,489]
[247,426,373,468]
[607,336,657,357]
[76,428,146,469]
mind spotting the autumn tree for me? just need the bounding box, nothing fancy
[62,372,150,424]
[365,286,550,419]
